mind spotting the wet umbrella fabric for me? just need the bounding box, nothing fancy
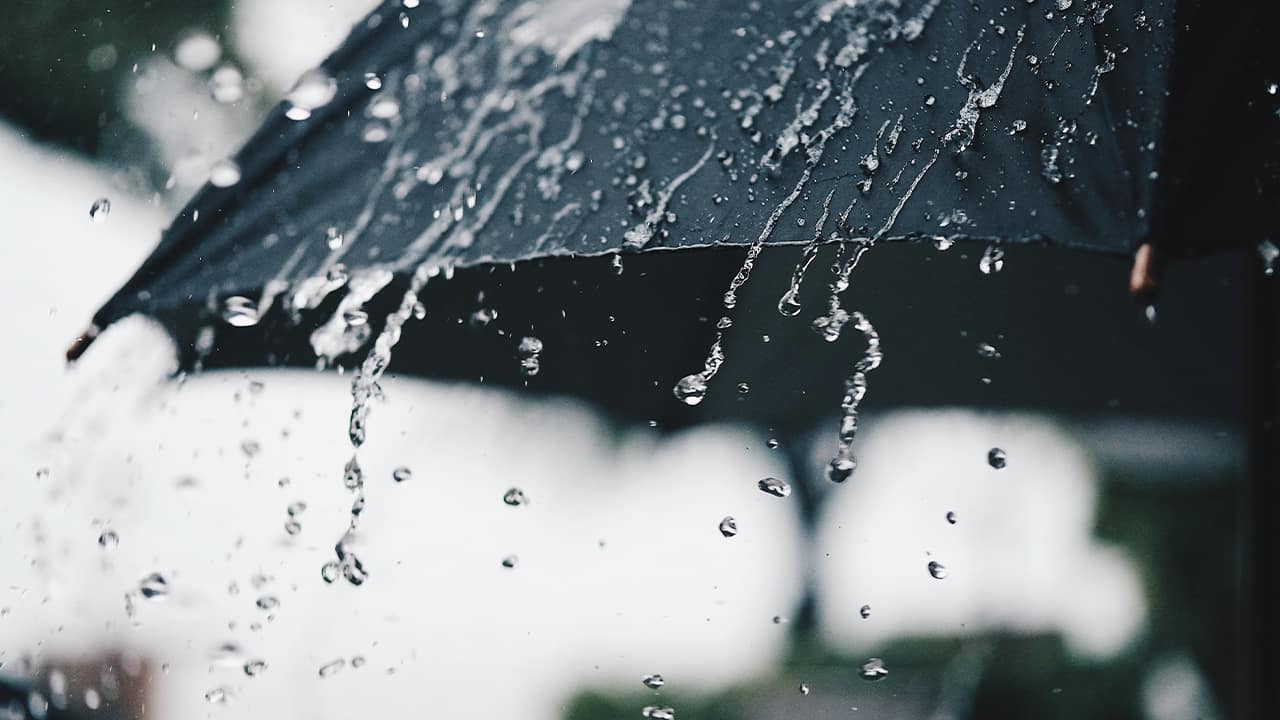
[78,0,1267,429]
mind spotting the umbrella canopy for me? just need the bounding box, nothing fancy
[75,0,1271,432]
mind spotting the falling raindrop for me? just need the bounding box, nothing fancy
[611,254,625,275]
[859,658,889,681]
[284,520,302,535]
[204,687,232,705]
[318,659,346,678]
[718,516,738,537]
[987,447,1007,469]
[642,706,675,720]
[826,456,856,484]
[501,555,519,569]
[799,682,811,695]
[243,660,267,677]
[392,466,413,483]
[673,374,708,406]
[946,511,958,524]
[98,530,119,548]
[757,477,791,498]
[89,197,111,223]
[979,245,1005,274]
[860,604,871,619]
[222,296,260,327]
[138,573,169,599]
[502,488,527,506]
[976,342,1001,359]
[320,561,341,584]
[209,159,241,188]
[517,336,544,377]
[255,595,279,611]
[927,561,948,579]
[642,673,665,689]
[287,501,307,516]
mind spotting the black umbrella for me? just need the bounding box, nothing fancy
[58,0,1277,710]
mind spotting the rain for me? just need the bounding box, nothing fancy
[1,0,1277,719]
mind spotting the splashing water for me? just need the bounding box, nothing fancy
[825,312,882,483]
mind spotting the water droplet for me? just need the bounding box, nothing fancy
[209,159,241,188]
[286,69,337,119]
[826,455,856,483]
[287,501,307,516]
[502,488,527,506]
[976,342,1001,359]
[611,254,625,275]
[860,604,871,619]
[204,686,233,705]
[737,382,750,395]
[89,197,111,223]
[321,561,341,584]
[222,296,260,327]
[351,656,366,668]
[1009,119,1028,134]
[718,516,738,537]
[501,555,519,569]
[517,336,544,377]
[757,477,791,498]
[139,573,169,599]
[255,595,279,611]
[98,530,119,548]
[364,72,383,90]
[1056,0,1073,9]
[642,706,675,720]
[243,660,267,677]
[979,245,1005,274]
[946,511,958,524]
[927,561,948,579]
[859,657,888,681]
[326,226,344,249]
[987,447,1007,469]
[642,673,665,689]
[799,682,811,695]
[318,659,346,678]
[673,374,708,406]
[284,520,302,535]
[392,466,412,483]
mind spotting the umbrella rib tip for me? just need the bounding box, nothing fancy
[65,323,101,364]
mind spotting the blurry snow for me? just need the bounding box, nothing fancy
[815,410,1148,660]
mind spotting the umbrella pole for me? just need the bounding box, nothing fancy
[1244,257,1278,717]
